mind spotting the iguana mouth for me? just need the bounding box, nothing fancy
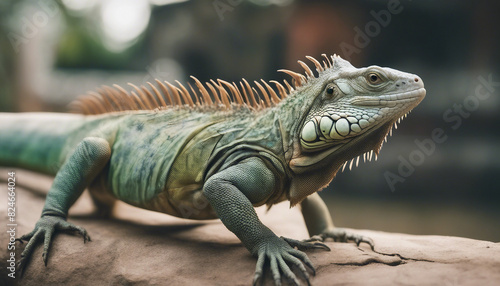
[351,87,426,107]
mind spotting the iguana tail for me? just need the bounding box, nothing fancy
[0,113,85,175]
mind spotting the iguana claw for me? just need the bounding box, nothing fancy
[305,228,375,251]
[16,215,90,276]
[252,236,318,286]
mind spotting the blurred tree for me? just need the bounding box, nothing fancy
[55,10,141,70]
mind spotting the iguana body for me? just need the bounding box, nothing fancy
[1,109,285,219]
[0,55,425,285]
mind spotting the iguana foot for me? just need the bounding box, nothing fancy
[253,236,319,286]
[305,228,374,251]
[16,215,90,276]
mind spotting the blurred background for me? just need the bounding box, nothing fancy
[0,0,498,241]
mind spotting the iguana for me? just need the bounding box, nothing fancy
[0,54,425,285]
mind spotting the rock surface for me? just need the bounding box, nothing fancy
[1,169,499,286]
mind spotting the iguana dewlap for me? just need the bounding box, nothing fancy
[0,55,425,285]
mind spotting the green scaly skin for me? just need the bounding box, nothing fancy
[0,56,425,285]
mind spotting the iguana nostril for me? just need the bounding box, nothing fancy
[414,78,419,82]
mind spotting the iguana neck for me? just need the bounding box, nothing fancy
[272,84,321,164]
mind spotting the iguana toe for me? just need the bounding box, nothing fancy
[306,228,375,251]
[17,229,45,276]
[282,236,331,251]
[57,220,91,242]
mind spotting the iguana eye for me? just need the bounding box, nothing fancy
[367,73,382,85]
[326,85,335,96]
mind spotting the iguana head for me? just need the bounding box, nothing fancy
[279,55,425,204]
[294,55,425,159]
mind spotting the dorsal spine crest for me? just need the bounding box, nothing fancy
[71,55,337,115]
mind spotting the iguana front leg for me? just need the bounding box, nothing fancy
[17,137,111,274]
[204,157,324,286]
[300,193,374,250]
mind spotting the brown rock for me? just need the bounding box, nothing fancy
[1,169,499,286]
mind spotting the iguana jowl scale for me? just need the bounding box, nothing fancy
[0,55,425,285]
